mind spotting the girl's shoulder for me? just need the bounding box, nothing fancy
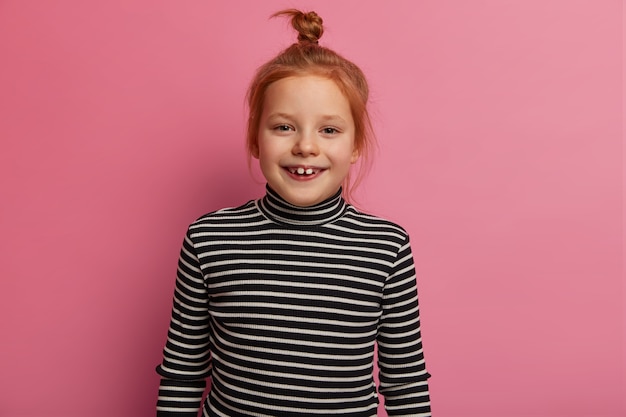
[191,199,260,227]
[340,204,410,241]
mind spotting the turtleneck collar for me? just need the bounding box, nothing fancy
[258,185,348,227]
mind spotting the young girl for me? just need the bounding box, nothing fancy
[156,9,431,417]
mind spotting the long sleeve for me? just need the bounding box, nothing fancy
[156,228,212,416]
[377,237,431,416]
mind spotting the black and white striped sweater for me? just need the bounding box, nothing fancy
[156,187,431,416]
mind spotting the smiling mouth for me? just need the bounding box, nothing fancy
[286,167,321,176]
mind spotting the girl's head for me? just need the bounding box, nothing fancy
[246,9,375,204]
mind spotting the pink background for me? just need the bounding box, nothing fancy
[0,1,623,416]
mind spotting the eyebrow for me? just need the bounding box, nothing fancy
[319,115,348,124]
[266,112,295,121]
[266,113,348,124]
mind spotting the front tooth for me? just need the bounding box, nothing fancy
[296,167,305,175]
[305,168,314,175]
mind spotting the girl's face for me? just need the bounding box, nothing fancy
[252,75,359,207]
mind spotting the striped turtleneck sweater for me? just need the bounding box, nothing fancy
[156,187,431,416]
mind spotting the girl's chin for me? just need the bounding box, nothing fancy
[273,187,338,207]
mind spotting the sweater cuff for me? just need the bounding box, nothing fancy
[383,380,431,417]
[156,378,206,417]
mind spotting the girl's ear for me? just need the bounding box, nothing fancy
[251,142,260,159]
[350,147,360,164]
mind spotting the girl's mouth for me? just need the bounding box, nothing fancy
[284,166,324,179]
[288,167,318,175]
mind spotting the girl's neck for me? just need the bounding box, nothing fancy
[258,185,347,226]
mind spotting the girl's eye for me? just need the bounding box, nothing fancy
[321,127,339,135]
[274,124,293,132]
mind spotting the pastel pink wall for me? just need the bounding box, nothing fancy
[0,1,622,416]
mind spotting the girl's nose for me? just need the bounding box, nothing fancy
[292,131,319,157]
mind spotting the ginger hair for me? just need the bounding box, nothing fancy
[246,9,375,202]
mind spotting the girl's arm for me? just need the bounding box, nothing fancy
[156,229,212,416]
[378,237,432,416]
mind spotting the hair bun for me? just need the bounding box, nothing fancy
[273,9,324,44]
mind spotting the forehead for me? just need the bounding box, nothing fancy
[262,75,352,116]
